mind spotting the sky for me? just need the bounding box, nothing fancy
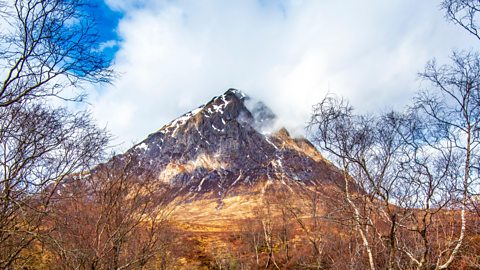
[88,0,477,149]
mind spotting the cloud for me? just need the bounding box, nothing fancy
[96,40,118,52]
[92,0,476,148]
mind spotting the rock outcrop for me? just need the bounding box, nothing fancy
[107,88,344,206]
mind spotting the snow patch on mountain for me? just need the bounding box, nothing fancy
[135,142,149,151]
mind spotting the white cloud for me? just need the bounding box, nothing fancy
[96,40,118,52]
[92,0,476,149]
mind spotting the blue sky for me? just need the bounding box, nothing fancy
[87,0,123,59]
[88,0,477,148]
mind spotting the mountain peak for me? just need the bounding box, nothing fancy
[151,88,275,139]
[120,89,340,202]
[224,88,248,100]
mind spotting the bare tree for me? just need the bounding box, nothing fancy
[385,108,466,270]
[0,104,109,268]
[258,198,280,270]
[0,0,113,267]
[310,96,395,269]
[275,188,328,268]
[238,217,264,267]
[309,78,478,269]
[414,51,479,269]
[44,155,175,269]
[0,0,113,107]
[441,0,480,40]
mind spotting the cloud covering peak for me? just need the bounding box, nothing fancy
[92,0,476,148]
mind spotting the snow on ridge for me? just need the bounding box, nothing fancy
[157,89,246,137]
[197,176,207,191]
[211,124,225,132]
[210,94,230,114]
[162,105,205,136]
[231,171,243,187]
[135,142,149,151]
[265,136,279,150]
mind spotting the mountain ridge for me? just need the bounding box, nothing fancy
[103,88,344,210]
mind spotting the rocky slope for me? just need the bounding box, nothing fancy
[110,89,343,206]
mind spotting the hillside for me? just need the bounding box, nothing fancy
[30,89,480,269]
[104,89,345,223]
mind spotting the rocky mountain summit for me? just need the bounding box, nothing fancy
[110,88,343,205]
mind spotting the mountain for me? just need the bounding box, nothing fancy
[52,89,350,268]
[111,89,344,208]
[43,89,480,269]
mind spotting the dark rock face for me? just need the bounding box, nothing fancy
[112,89,342,200]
